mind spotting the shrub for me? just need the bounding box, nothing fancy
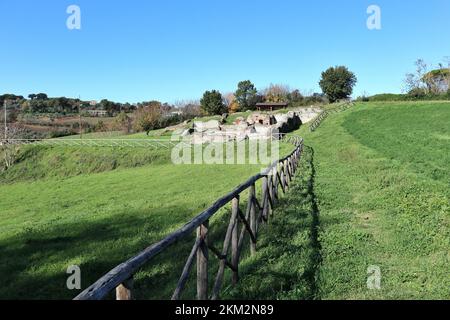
[133,105,162,135]
[407,88,427,99]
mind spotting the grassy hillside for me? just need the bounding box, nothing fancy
[0,146,171,183]
[1,101,448,300]
[0,135,294,299]
[230,101,449,299]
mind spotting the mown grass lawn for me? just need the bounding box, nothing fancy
[0,137,293,299]
[230,101,449,299]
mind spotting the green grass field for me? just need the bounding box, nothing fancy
[0,136,293,299]
[0,101,448,300]
[228,101,449,299]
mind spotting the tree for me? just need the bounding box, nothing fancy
[423,69,450,94]
[222,93,239,113]
[28,93,48,100]
[288,89,304,105]
[36,93,48,100]
[200,90,226,115]
[262,84,290,103]
[1,94,24,106]
[228,100,240,114]
[235,80,258,111]
[319,66,357,102]
[94,120,108,132]
[133,104,162,135]
[403,59,429,93]
[114,112,132,133]
[98,99,118,116]
[222,93,234,108]
[177,100,202,119]
[1,124,26,171]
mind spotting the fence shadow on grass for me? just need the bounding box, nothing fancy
[223,145,324,300]
[0,205,204,300]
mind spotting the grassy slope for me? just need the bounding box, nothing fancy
[1,102,448,300]
[0,136,294,299]
[229,101,449,299]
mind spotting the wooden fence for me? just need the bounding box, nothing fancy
[0,138,181,149]
[74,135,304,300]
[310,101,355,132]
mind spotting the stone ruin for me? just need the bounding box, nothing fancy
[295,107,323,124]
[182,111,304,144]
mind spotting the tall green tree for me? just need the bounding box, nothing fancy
[319,66,357,102]
[200,90,226,115]
[235,80,258,111]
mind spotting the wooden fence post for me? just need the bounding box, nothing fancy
[289,157,294,176]
[197,220,209,300]
[262,176,269,223]
[282,161,288,191]
[249,184,257,256]
[116,277,133,300]
[268,173,275,211]
[272,166,278,205]
[231,197,239,285]
[285,160,291,185]
[292,154,296,173]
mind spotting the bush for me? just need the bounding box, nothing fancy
[356,95,370,102]
[407,88,427,99]
[48,129,76,139]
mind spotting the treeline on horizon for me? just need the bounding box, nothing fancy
[0,85,327,117]
[0,80,330,139]
[358,91,450,102]
[0,65,359,119]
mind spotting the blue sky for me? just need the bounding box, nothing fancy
[1,0,449,103]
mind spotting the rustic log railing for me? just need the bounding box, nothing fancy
[74,135,304,300]
[310,101,354,132]
[0,138,182,149]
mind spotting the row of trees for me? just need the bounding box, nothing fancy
[0,94,137,116]
[199,66,358,115]
[2,66,359,138]
[199,82,321,116]
[1,93,201,137]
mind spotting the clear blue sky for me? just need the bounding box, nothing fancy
[1,0,449,103]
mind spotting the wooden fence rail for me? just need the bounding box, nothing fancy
[0,138,182,149]
[310,101,355,132]
[74,135,304,300]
